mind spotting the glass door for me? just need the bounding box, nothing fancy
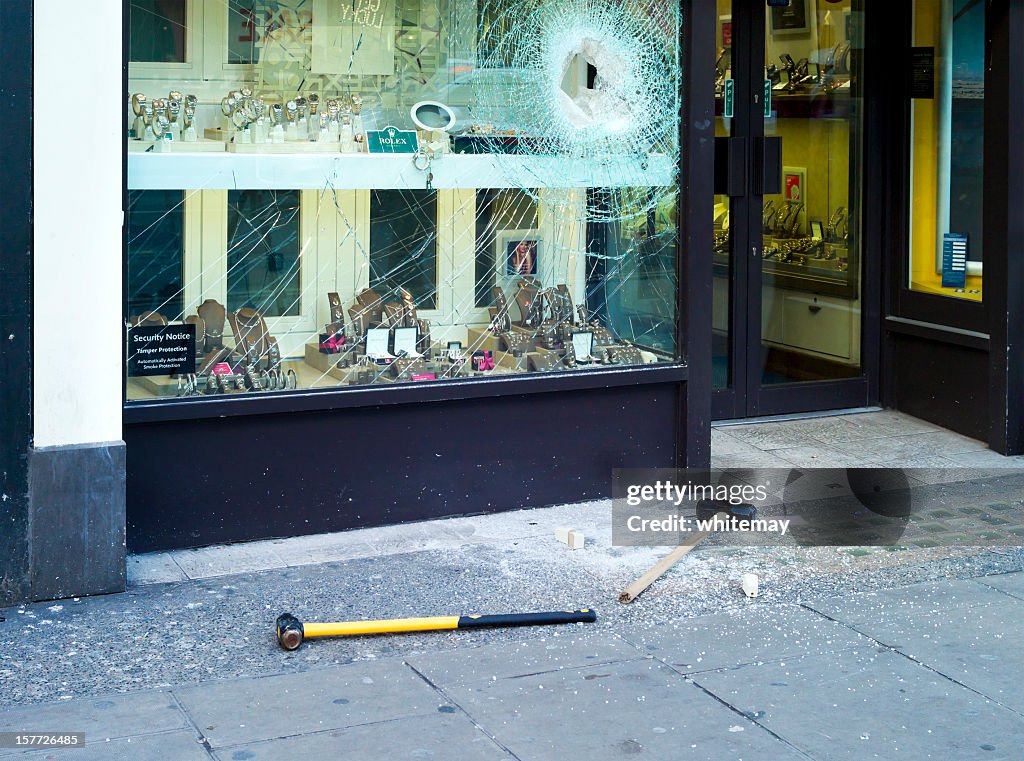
[714,0,868,419]
[712,1,736,398]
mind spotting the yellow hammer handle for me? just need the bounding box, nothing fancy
[303,616,460,637]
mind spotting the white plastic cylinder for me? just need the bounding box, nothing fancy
[742,573,759,598]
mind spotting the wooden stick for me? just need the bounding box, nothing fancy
[618,529,714,604]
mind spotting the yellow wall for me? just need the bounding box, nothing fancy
[766,116,850,230]
[908,0,982,300]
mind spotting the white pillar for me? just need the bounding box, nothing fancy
[34,1,124,448]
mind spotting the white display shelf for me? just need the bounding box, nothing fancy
[127,151,676,191]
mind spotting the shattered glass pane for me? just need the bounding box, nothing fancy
[125,0,681,401]
[369,190,438,310]
[227,1,262,65]
[227,189,301,317]
[126,189,185,321]
[475,189,538,307]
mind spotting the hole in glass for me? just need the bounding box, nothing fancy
[557,41,632,132]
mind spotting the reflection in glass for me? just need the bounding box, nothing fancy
[228,1,260,65]
[227,190,301,317]
[713,0,733,390]
[127,190,185,320]
[370,190,438,310]
[594,188,678,357]
[760,0,863,385]
[475,189,538,307]
[129,0,187,63]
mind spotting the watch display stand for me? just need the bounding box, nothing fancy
[130,311,169,327]
[327,291,345,325]
[390,358,433,380]
[229,307,282,373]
[184,315,206,356]
[608,343,644,366]
[527,350,561,372]
[196,299,227,353]
[382,301,405,328]
[514,278,544,329]
[355,288,386,327]
[397,287,433,356]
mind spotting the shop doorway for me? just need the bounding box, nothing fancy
[711,1,870,420]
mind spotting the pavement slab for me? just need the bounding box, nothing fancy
[620,603,872,674]
[804,576,1024,714]
[440,657,806,761]
[210,713,510,761]
[977,570,1024,600]
[174,658,442,748]
[0,691,188,753]
[406,633,643,687]
[3,542,1024,712]
[692,648,1024,761]
[802,579,1012,632]
[0,730,210,761]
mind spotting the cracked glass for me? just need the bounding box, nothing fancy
[125,0,682,401]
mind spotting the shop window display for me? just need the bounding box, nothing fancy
[125,0,681,401]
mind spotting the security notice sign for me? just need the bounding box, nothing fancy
[127,324,196,377]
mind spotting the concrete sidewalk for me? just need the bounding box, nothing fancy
[1,571,1023,760]
[2,488,1024,761]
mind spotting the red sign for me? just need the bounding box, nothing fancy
[785,173,803,202]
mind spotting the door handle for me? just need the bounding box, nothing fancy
[714,137,747,197]
[753,136,783,195]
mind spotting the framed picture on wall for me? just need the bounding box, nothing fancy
[497,230,541,277]
[770,0,810,35]
[783,166,806,205]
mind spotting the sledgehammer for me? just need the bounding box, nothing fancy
[276,609,597,650]
[618,500,757,604]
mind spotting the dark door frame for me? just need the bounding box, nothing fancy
[712,0,879,421]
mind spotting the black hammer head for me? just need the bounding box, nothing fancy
[276,613,304,651]
[695,500,758,522]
